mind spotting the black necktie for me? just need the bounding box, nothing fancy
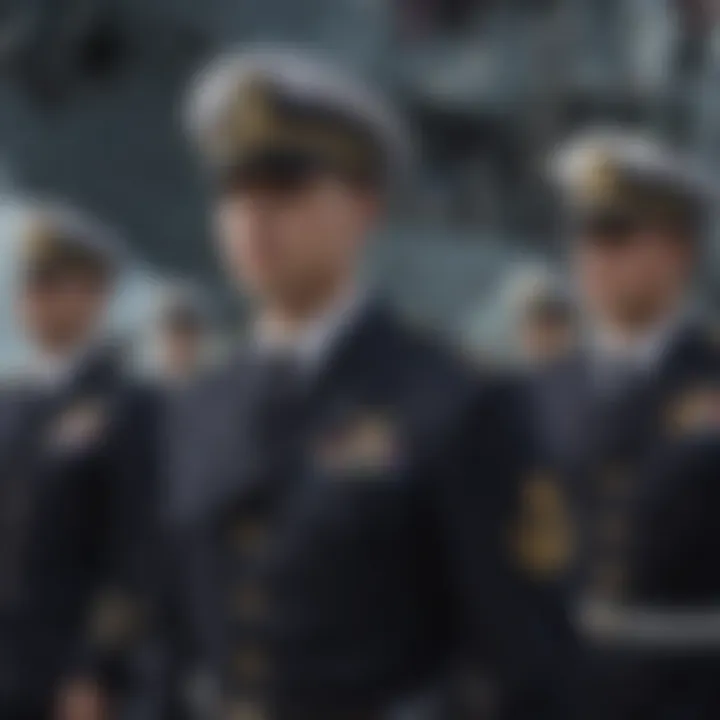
[603,358,640,398]
[594,360,650,458]
[248,353,308,485]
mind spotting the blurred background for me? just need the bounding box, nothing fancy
[0,0,719,367]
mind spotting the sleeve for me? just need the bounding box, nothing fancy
[427,377,581,720]
[575,435,720,651]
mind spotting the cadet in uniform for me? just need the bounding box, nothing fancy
[154,281,215,388]
[505,266,576,368]
[161,49,572,720]
[0,205,160,719]
[530,129,720,719]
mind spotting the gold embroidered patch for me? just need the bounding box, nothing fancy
[578,150,620,204]
[315,412,401,475]
[513,471,574,579]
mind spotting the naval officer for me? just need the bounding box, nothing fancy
[161,48,572,720]
[530,129,720,719]
[0,204,161,719]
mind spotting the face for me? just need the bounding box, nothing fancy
[573,216,693,331]
[215,174,377,311]
[19,272,110,354]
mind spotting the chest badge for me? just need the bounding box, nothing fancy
[314,411,402,476]
[48,398,108,451]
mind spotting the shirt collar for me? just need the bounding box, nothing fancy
[253,286,367,374]
[589,309,690,377]
[29,338,99,391]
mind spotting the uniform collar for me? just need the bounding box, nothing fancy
[589,309,690,377]
[31,345,92,391]
[29,334,113,392]
[252,285,367,375]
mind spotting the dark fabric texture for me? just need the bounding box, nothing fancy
[530,323,720,720]
[161,303,575,720]
[0,346,161,712]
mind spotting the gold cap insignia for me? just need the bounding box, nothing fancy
[208,75,278,163]
[25,216,57,259]
[577,150,622,204]
[203,74,376,180]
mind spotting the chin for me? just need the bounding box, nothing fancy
[616,306,660,327]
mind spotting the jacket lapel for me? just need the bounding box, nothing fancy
[0,385,52,476]
[172,354,272,522]
[187,303,399,521]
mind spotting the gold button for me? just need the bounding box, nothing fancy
[593,562,625,598]
[601,464,631,495]
[231,520,269,553]
[226,699,268,720]
[235,649,270,684]
[598,514,629,549]
[231,586,269,621]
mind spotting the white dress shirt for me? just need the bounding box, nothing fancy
[252,286,367,375]
[588,311,691,397]
[28,340,97,392]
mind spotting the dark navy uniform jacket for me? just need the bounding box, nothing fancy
[162,303,572,720]
[0,346,161,715]
[531,323,720,720]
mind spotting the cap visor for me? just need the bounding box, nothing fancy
[215,148,328,191]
